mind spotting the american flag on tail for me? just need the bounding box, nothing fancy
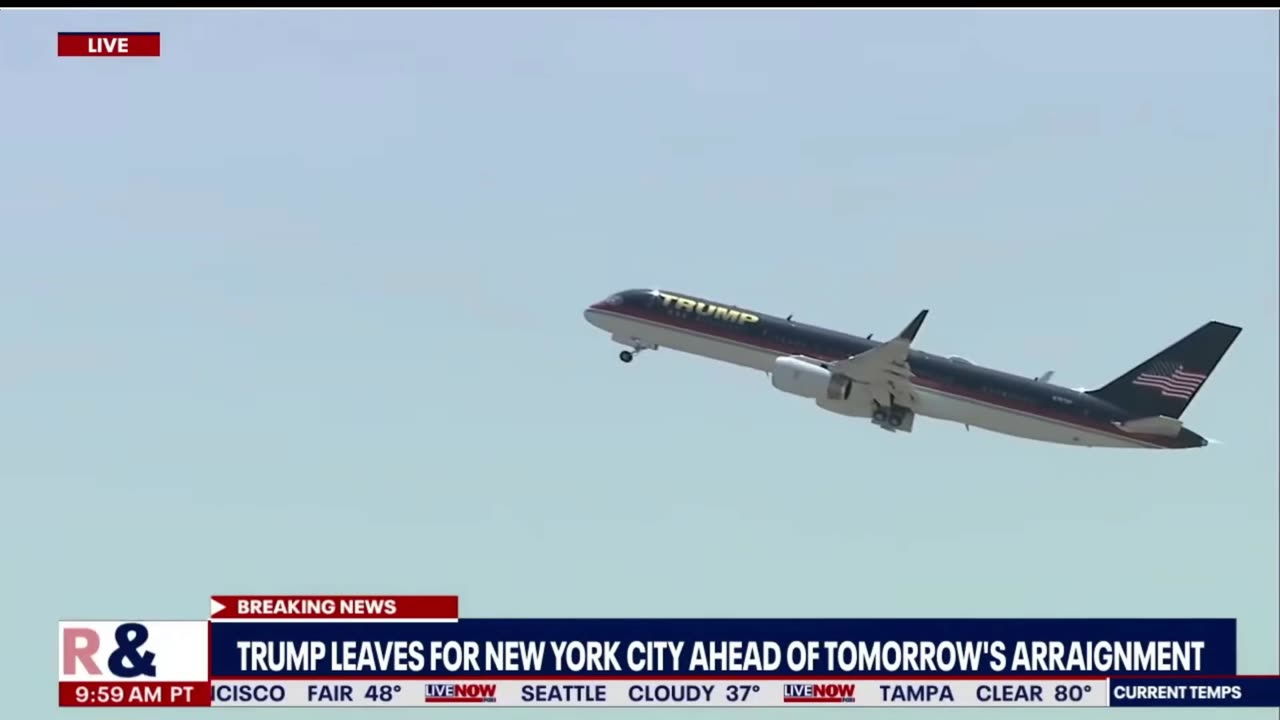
[1131,361,1208,400]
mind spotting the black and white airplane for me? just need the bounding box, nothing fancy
[583,289,1241,449]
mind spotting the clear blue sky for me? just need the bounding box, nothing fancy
[2,9,1276,719]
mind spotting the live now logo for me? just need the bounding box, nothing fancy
[58,32,161,57]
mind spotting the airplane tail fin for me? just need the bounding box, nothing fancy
[1085,321,1241,419]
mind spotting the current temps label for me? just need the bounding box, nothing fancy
[202,680,1110,707]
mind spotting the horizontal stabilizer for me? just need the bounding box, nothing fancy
[1116,415,1183,437]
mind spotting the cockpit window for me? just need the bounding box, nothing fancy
[601,293,624,306]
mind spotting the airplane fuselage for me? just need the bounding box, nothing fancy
[583,288,1211,449]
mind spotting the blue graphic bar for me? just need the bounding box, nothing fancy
[1110,677,1280,707]
[208,618,1236,679]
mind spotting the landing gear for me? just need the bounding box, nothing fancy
[614,337,657,364]
[872,401,911,432]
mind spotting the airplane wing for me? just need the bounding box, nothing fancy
[827,309,928,409]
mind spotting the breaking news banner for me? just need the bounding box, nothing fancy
[57,594,1280,709]
[57,32,161,57]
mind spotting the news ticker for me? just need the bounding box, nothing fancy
[57,594,1280,709]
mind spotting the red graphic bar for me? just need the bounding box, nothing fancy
[59,682,211,707]
[211,595,459,620]
[58,33,160,57]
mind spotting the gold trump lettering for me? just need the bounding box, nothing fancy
[657,292,759,325]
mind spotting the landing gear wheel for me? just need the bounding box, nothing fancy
[872,408,888,423]
[888,413,903,428]
[619,351,634,363]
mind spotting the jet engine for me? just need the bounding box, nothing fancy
[770,355,852,401]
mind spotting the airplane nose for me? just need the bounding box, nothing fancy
[583,307,603,329]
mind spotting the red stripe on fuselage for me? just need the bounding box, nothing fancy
[593,305,1182,449]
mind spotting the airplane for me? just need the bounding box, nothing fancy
[582,288,1242,449]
